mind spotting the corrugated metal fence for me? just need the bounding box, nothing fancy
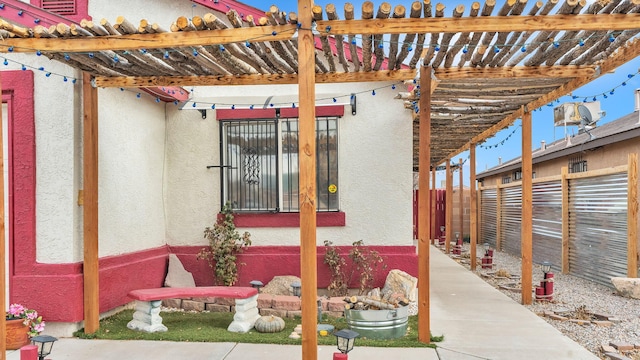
[479,167,630,288]
[480,189,498,249]
[568,173,628,287]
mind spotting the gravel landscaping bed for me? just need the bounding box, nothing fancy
[444,244,640,359]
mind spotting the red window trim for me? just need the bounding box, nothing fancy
[216,105,345,120]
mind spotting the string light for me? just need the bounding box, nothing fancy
[567,70,639,102]
[478,124,520,150]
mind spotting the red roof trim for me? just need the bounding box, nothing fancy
[191,0,409,70]
[141,86,190,103]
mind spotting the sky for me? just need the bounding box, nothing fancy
[231,0,640,186]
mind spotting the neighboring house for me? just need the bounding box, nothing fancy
[1,0,416,336]
[476,96,640,287]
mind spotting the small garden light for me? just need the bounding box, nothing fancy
[541,261,552,274]
[334,328,359,354]
[31,335,58,360]
[291,281,301,297]
[250,280,264,292]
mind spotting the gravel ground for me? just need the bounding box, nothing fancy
[443,244,640,359]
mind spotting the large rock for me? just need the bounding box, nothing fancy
[164,254,196,288]
[381,269,418,302]
[611,277,640,299]
[261,275,301,296]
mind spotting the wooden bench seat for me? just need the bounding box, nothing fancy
[126,286,259,333]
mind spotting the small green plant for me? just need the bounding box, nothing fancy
[323,240,387,297]
[197,203,251,286]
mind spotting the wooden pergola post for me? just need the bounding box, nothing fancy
[628,153,638,277]
[458,158,463,242]
[470,144,477,270]
[521,109,533,305]
[561,166,569,274]
[431,167,436,244]
[297,0,318,357]
[0,73,6,359]
[496,179,502,251]
[417,65,431,343]
[83,72,100,333]
[445,160,452,254]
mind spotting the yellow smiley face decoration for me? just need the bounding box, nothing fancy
[328,184,337,193]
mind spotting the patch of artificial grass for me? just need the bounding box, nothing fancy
[74,310,441,348]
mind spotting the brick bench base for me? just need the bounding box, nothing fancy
[126,287,259,333]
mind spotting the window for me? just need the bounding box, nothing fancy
[569,155,587,173]
[501,176,511,184]
[513,169,522,181]
[221,116,339,213]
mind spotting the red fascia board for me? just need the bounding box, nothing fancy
[141,86,191,102]
[191,0,266,24]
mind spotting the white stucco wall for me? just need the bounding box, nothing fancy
[165,82,414,247]
[3,62,167,262]
[96,89,167,256]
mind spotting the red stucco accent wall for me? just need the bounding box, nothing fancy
[170,245,418,289]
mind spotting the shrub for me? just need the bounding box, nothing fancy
[323,240,387,297]
[197,203,251,286]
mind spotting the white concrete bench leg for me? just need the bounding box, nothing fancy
[227,294,260,333]
[127,300,168,333]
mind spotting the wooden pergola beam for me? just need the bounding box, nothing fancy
[1,14,639,53]
[316,14,640,35]
[444,37,640,164]
[92,69,417,87]
[434,65,597,80]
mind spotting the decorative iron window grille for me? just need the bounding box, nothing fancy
[569,155,587,173]
[221,116,339,212]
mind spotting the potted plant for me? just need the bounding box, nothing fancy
[5,303,45,349]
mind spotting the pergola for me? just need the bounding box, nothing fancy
[1,0,640,358]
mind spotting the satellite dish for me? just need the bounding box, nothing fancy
[578,105,594,125]
[577,105,596,140]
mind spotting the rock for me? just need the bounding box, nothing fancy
[611,277,640,299]
[164,254,196,288]
[381,269,418,302]
[262,275,302,296]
